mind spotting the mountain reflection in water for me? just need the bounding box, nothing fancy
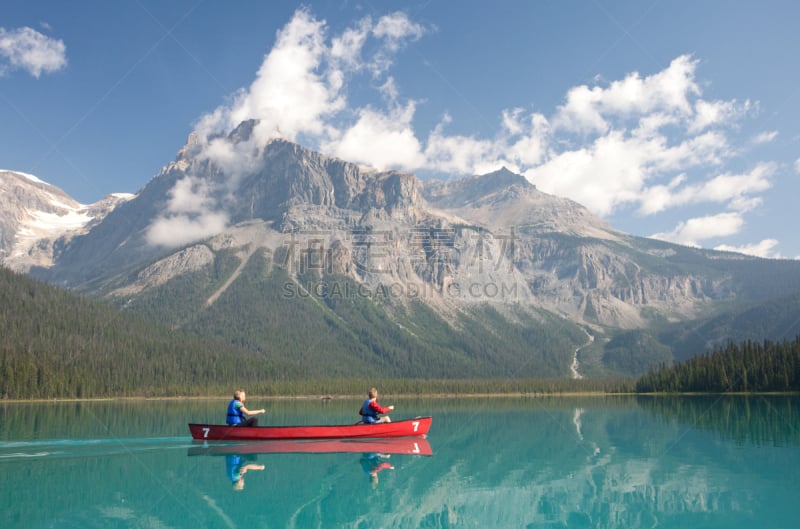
[0,397,798,528]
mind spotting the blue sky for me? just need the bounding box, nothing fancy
[2,1,800,258]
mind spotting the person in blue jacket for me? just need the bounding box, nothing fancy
[226,389,265,427]
[359,387,394,424]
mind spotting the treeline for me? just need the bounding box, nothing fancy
[0,266,303,399]
[636,336,800,393]
[244,376,635,397]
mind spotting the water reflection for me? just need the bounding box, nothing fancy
[636,394,800,446]
[188,438,430,493]
[187,437,433,456]
[2,398,799,529]
[225,453,265,490]
[360,452,394,487]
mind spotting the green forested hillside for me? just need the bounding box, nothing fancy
[0,266,303,399]
[660,292,800,362]
[636,336,800,393]
[602,329,673,375]
[115,251,589,379]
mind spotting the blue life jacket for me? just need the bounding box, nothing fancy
[360,399,378,423]
[226,399,245,425]
[226,454,243,482]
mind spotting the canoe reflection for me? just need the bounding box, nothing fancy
[188,437,433,456]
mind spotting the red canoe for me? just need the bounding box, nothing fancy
[188,437,432,456]
[188,416,432,441]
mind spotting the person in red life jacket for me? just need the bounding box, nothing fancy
[226,389,265,427]
[359,387,394,424]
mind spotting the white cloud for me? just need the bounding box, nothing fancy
[553,55,700,134]
[650,212,744,247]
[145,175,230,247]
[329,17,371,70]
[715,239,781,259]
[506,54,764,229]
[690,99,751,133]
[330,102,424,170]
[0,26,67,78]
[424,127,504,176]
[526,131,651,216]
[372,12,425,52]
[162,176,216,214]
[752,130,778,144]
[190,9,427,176]
[146,212,229,248]
[638,163,774,215]
[794,158,800,174]
[192,8,341,167]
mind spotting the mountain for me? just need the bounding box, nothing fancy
[0,169,133,273]
[7,120,800,378]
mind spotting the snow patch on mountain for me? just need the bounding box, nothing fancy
[1,170,133,271]
[13,209,92,250]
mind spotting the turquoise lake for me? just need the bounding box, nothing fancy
[1,396,799,528]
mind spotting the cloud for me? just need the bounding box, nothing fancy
[690,98,751,133]
[552,55,700,134]
[650,212,744,247]
[372,12,425,51]
[329,101,425,169]
[524,55,759,219]
[753,130,778,144]
[0,26,67,78]
[528,130,672,216]
[146,212,229,248]
[369,12,425,76]
[190,9,426,175]
[145,176,230,247]
[715,239,781,259]
[637,162,774,215]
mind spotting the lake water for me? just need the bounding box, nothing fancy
[1,396,799,528]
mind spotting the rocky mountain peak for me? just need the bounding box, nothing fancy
[422,166,532,208]
[170,127,426,225]
[0,170,133,272]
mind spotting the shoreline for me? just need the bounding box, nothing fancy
[1,392,622,403]
[3,391,799,404]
